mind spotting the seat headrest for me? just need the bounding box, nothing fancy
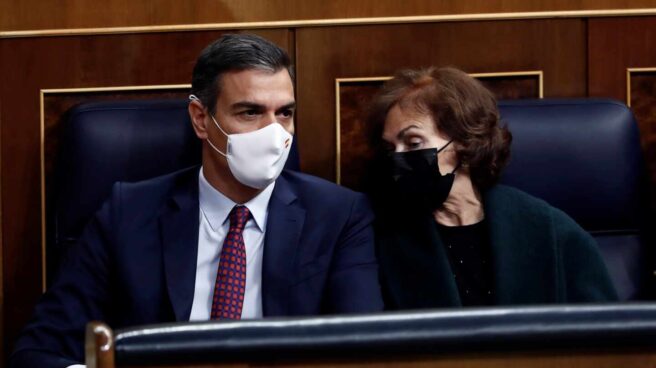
[498,99,644,232]
[55,99,202,242]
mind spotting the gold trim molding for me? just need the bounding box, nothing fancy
[335,71,543,185]
[626,67,656,106]
[3,8,656,39]
[39,84,191,291]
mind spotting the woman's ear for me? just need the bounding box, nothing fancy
[188,99,209,139]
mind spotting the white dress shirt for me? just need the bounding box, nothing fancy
[189,168,273,320]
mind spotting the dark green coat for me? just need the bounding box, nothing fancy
[376,185,618,310]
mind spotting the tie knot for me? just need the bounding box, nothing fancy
[229,205,251,231]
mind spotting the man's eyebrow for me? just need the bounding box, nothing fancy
[397,125,421,139]
[276,102,296,112]
[230,101,297,112]
[231,101,265,111]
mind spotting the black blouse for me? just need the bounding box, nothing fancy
[435,219,495,306]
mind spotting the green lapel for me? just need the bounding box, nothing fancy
[484,186,560,304]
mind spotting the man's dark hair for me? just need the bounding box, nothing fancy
[190,33,293,114]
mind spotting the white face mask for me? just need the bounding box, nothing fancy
[190,95,293,189]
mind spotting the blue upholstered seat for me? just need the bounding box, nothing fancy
[498,99,651,300]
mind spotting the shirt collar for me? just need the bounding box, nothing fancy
[198,168,274,233]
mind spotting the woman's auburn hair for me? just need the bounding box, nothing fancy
[367,66,513,190]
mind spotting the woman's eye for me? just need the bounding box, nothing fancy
[407,139,423,150]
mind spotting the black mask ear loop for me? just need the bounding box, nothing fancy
[436,139,461,175]
[436,139,453,154]
[450,162,461,174]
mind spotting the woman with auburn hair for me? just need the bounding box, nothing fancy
[366,67,617,309]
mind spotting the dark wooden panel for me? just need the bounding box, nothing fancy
[630,72,656,150]
[0,28,290,359]
[296,19,587,180]
[2,0,656,32]
[630,71,656,210]
[589,17,656,210]
[337,81,382,190]
[589,17,656,101]
[478,74,541,100]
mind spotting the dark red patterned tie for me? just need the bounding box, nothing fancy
[211,205,250,320]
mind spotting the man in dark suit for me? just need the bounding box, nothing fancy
[11,33,383,368]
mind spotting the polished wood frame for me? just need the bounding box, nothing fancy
[626,67,656,106]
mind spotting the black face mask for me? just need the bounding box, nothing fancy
[389,141,457,212]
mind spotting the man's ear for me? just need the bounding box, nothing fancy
[188,99,209,139]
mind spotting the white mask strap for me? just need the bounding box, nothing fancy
[206,137,228,157]
[209,115,230,138]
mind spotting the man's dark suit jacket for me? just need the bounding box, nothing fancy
[11,167,384,367]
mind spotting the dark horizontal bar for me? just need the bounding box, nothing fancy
[114,303,656,364]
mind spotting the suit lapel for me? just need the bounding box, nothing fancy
[159,170,200,321]
[262,174,305,316]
